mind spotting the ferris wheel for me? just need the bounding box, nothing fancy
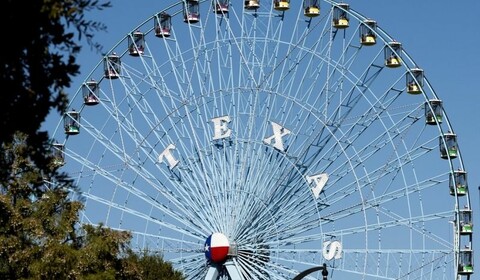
[51,0,474,279]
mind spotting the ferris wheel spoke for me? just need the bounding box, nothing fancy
[340,249,453,279]
[65,141,219,234]
[318,213,454,247]
[323,175,446,216]
[81,191,205,239]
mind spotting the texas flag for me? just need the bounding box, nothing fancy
[204,232,230,263]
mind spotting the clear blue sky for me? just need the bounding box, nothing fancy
[48,0,480,275]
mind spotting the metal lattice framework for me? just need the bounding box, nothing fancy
[51,1,474,279]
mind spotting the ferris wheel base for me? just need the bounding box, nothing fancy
[205,259,242,280]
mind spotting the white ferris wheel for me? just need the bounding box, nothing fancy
[51,0,474,279]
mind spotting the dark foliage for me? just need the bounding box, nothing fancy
[0,0,110,178]
[0,1,185,279]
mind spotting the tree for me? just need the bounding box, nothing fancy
[0,0,111,174]
[0,134,186,279]
[0,1,111,276]
[0,1,185,279]
[0,132,81,279]
[121,249,186,280]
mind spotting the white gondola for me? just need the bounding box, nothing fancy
[360,19,377,45]
[52,143,65,166]
[425,99,443,125]
[213,0,229,14]
[439,132,457,159]
[459,207,473,235]
[128,30,145,56]
[273,0,290,11]
[155,12,172,37]
[406,68,424,94]
[64,110,80,135]
[333,3,349,29]
[245,0,260,10]
[384,41,402,68]
[458,246,474,275]
[449,169,467,196]
[82,79,99,106]
[184,0,200,23]
[104,53,121,79]
[303,0,320,17]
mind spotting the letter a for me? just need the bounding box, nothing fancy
[306,173,329,199]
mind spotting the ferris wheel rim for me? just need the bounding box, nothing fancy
[50,1,473,279]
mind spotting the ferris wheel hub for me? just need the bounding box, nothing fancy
[204,232,230,263]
